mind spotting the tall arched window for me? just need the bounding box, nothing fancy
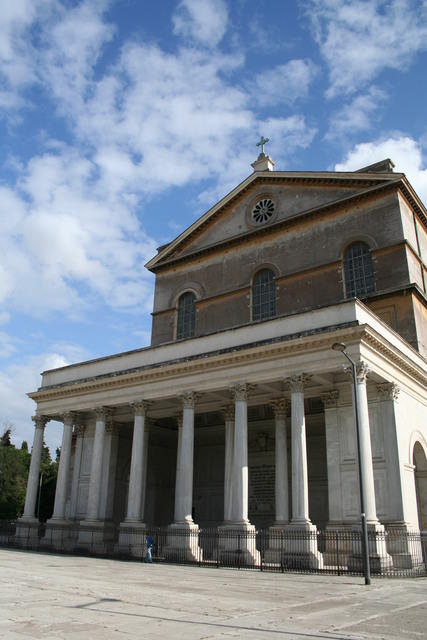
[252,269,276,321]
[177,291,196,339]
[343,242,375,298]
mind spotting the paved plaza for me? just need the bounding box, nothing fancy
[0,549,426,640]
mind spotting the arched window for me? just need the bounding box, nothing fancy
[252,269,276,321]
[177,291,196,339]
[343,242,375,298]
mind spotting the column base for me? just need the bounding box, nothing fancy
[217,523,260,567]
[347,522,393,573]
[273,521,323,570]
[385,523,424,571]
[164,522,202,563]
[15,518,41,548]
[77,520,116,554]
[41,519,77,551]
[322,522,354,568]
[115,521,147,558]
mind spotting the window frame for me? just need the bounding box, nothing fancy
[251,268,277,322]
[176,290,196,340]
[343,241,375,299]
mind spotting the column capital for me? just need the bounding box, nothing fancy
[131,400,151,417]
[221,405,235,422]
[175,412,183,428]
[74,423,86,437]
[320,390,339,408]
[32,415,49,430]
[231,382,254,402]
[93,406,113,421]
[377,382,400,401]
[344,360,370,383]
[285,373,312,393]
[105,415,117,435]
[179,391,198,409]
[61,411,77,426]
[272,398,290,418]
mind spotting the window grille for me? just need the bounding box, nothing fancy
[343,242,375,298]
[252,269,276,321]
[177,292,196,339]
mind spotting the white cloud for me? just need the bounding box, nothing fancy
[251,59,318,107]
[172,0,228,48]
[0,145,157,317]
[335,136,427,204]
[0,344,88,453]
[306,0,427,97]
[325,86,386,140]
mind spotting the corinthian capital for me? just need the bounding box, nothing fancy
[131,400,151,417]
[62,411,77,426]
[94,406,113,421]
[231,383,254,402]
[180,391,198,409]
[285,374,312,393]
[377,382,400,401]
[272,398,290,418]
[221,405,235,422]
[32,415,49,430]
[344,361,370,383]
[320,390,339,408]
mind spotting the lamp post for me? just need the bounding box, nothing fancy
[331,342,371,586]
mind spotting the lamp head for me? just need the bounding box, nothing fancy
[331,342,347,352]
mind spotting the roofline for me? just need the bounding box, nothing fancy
[145,169,408,271]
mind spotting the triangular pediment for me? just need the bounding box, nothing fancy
[146,169,405,271]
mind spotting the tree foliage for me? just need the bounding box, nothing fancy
[0,426,58,521]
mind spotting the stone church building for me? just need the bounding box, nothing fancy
[17,151,427,568]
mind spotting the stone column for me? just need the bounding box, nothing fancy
[166,394,201,562]
[232,384,250,524]
[218,384,259,566]
[265,399,290,563]
[347,364,392,571]
[20,416,49,521]
[174,392,197,524]
[50,412,75,522]
[69,423,85,520]
[351,363,378,525]
[273,399,290,525]
[125,401,149,523]
[283,374,323,569]
[289,375,311,525]
[223,405,235,523]
[85,407,110,522]
[141,419,150,520]
[321,390,343,526]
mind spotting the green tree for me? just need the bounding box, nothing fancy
[0,426,58,521]
[0,429,31,519]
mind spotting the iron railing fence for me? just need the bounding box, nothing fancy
[1,520,426,578]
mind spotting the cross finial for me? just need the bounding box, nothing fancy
[256,135,269,155]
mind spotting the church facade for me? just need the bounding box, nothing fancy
[17,153,427,569]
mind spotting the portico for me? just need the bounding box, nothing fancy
[17,299,427,569]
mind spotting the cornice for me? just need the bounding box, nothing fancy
[28,322,426,404]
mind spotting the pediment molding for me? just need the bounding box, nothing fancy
[148,176,412,273]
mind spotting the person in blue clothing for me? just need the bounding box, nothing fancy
[145,535,155,563]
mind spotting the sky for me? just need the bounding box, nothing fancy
[1,0,426,454]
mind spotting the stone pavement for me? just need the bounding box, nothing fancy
[0,549,426,639]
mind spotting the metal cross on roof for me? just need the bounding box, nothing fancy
[256,136,269,154]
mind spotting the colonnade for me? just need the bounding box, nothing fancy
[18,365,384,564]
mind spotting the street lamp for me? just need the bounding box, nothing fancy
[331,342,371,586]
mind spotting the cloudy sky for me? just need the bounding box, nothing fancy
[1,0,426,453]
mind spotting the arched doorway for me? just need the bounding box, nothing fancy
[413,442,427,531]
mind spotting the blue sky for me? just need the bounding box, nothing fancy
[1,0,426,453]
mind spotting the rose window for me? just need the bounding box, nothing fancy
[251,199,275,225]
